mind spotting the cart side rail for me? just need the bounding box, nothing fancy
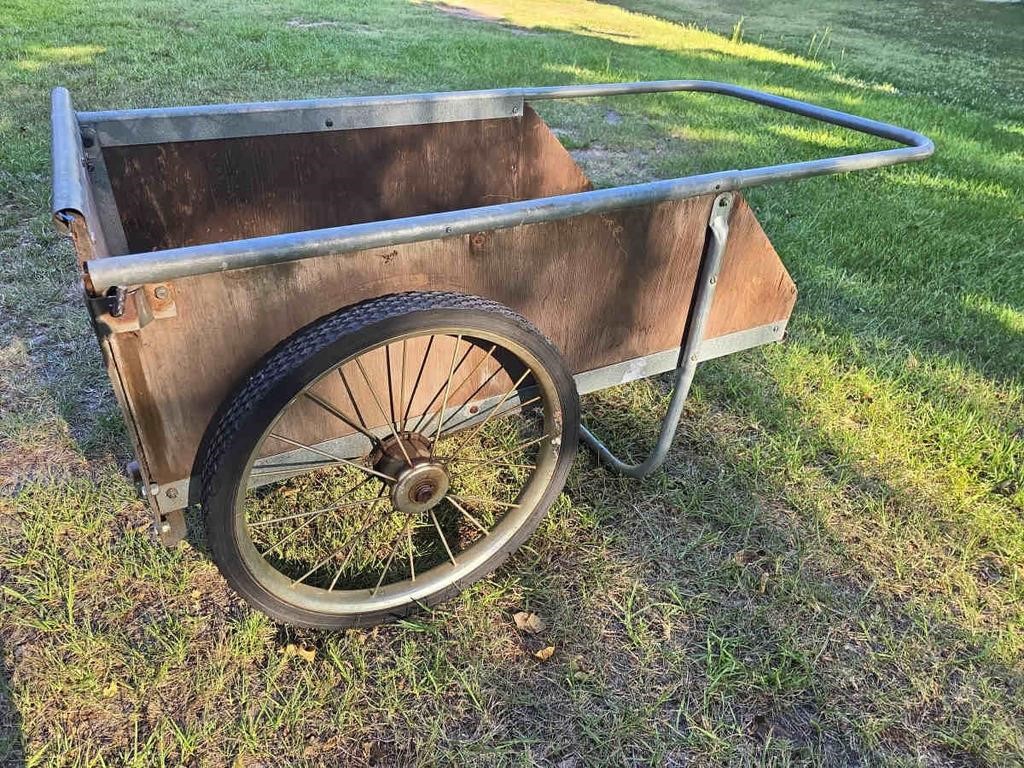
[54,81,933,293]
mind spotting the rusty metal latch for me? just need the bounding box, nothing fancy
[87,282,177,333]
[86,286,127,318]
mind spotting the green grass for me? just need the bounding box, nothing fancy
[1,0,1023,764]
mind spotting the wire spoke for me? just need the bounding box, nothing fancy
[407,526,416,581]
[268,432,396,483]
[258,476,375,557]
[370,534,403,597]
[431,334,463,457]
[248,496,381,528]
[409,337,473,435]
[303,391,381,447]
[451,431,555,469]
[430,509,458,566]
[439,394,542,438]
[437,344,498,430]
[435,363,504,435]
[367,507,420,596]
[327,489,388,591]
[449,495,521,510]
[385,344,397,427]
[294,489,387,588]
[354,357,413,465]
[401,335,434,431]
[445,457,537,471]
[337,368,370,430]
[398,339,408,432]
[447,497,490,536]
[448,369,533,459]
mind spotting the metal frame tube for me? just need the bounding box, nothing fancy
[580,192,734,477]
[66,80,933,293]
[51,87,88,228]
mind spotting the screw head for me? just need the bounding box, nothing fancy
[154,285,169,300]
[165,487,179,500]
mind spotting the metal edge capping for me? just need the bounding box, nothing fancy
[153,321,787,514]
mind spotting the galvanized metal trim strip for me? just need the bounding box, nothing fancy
[80,133,130,255]
[78,92,524,146]
[575,320,787,396]
[157,321,786,511]
[696,319,788,363]
[79,79,934,292]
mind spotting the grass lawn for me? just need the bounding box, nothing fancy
[1,0,1023,765]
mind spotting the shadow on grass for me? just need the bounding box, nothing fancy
[0,649,25,767]
[2,0,1020,761]
[502,371,1024,764]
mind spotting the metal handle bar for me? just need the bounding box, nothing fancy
[68,80,933,293]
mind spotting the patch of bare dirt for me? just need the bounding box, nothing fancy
[431,3,534,35]
[570,145,661,186]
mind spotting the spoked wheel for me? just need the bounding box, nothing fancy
[200,292,579,628]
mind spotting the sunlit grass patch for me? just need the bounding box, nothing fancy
[0,0,1022,763]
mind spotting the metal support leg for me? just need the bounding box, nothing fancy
[580,192,734,478]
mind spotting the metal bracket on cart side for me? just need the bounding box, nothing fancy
[88,282,178,334]
[580,191,736,478]
[127,460,187,546]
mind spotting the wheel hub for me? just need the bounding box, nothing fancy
[390,461,450,514]
[371,432,450,514]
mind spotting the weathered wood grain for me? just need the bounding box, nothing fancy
[93,108,794,483]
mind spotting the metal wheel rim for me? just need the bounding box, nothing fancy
[232,324,565,616]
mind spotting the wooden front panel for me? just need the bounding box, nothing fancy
[101,107,589,252]
[95,108,794,484]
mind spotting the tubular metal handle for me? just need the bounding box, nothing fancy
[50,80,934,293]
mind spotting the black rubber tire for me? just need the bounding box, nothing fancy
[200,291,579,629]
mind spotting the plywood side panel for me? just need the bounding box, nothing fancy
[101,106,590,253]
[111,192,793,483]
[99,107,793,484]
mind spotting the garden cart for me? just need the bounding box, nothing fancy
[50,80,932,627]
